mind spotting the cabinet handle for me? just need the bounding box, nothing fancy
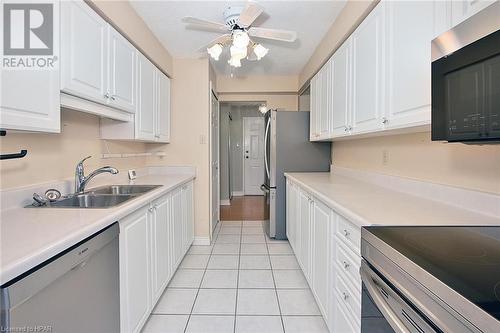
[104,93,110,99]
[343,229,350,238]
[148,207,154,212]
[344,126,348,132]
[382,117,388,124]
[343,261,350,270]
[342,292,349,300]
[110,95,116,101]
[348,126,353,131]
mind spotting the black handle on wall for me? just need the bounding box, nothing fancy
[0,150,28,160]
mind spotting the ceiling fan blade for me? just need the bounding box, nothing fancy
[248,27,297,42]
[182,16,228,31]
[238,2,264,28]
[198,34,232,53]
[247,45,258,61]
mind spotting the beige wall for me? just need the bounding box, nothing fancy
[0,111,148,189]
[332,132,500,194]
[299,0,377,89]
[147,58,211,239]
[88,0,173,76]
[217,75,299,111]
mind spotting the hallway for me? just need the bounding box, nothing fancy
[220,196,268,221]
[142,220,328,333]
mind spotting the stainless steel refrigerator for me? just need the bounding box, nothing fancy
[261,110,331,239]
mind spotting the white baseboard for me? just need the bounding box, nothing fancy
[192,236,211,246]
[220,199,230,206]
[232,191,244,197]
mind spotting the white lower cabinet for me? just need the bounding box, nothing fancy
[119,181,194,333]
[286,179,363,333]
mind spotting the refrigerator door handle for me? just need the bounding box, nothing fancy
[260,184,270,193]
[264,117,271,180]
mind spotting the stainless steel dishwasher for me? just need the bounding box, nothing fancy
[0,223,120,333]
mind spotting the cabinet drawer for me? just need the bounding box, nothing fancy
[334,265,361,323]
[335,214,361,252]
[334,239,361,290]
[332,292,361,333]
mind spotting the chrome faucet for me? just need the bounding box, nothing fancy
[75,156,119,193]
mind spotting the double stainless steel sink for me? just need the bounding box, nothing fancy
[36,185,161,208]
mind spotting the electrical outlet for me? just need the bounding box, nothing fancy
[382,150,389,165]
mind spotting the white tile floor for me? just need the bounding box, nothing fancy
[142,220,329,333]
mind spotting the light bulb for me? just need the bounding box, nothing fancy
[228,56,241,68]
[232,30,250,49]
[253,44,269,60]
[230,44,247,60]
[207,43,223,61]
[259,104,268,114]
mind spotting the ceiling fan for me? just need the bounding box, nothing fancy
[182,1,298,68]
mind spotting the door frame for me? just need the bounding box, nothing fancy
[242,116,265,196]
[209,81,220,242]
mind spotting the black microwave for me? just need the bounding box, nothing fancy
[431,2,500,143]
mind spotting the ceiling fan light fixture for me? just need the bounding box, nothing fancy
[230,44,247,60]
[228,56,242,68]
[253,44,269,60]
[232,30,250,49]
[207,43,223,61]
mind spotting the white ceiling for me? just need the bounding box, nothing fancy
[130,1,346,76]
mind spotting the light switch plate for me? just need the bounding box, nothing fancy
[128,169,137,180]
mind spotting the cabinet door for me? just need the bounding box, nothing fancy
[286,181,298,251]
[119,206,151,333]
[331,40,351,137]
[385,1,439,129]
[108,27,136,113]
[333,293,361,333]
[151,195,170,305]
[451,0,496,26]
[298,189,312,282]
[156,71,171,142]
[312,198,331,319]
[351,2,385,134]
[182,182,194,252]
[171,187,184,269]
[318,62,331,139]
[309,75,319,140]
[60,0,108,105]
[136,54,156,141]
[1,69,60,133]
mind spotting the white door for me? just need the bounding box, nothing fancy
[136,54,156,141]
[351,2,385,134]
[298,188,312,281]
[151,194,170,305]
[1,69,60,133]
[312,198,331,319]
[171,187,184,268]
[108,27,136,113]
[210,90,220,234]
[156,72,171,142]
[331,40,351,137]
[286,181,298,252]
[60,0,108,105]
[243,117,265,195]
[119,207,151,333]
[385,1,437,129]
[182,182,194,251]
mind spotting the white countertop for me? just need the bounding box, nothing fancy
[285,172,500,228]
[0,171,195,285]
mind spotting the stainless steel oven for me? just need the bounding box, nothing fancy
[431,2,500,142]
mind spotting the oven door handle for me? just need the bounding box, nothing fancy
[360,261,412,333]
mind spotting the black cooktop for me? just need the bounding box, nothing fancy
[364,226,500,321]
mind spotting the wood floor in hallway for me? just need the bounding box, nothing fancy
[220,196,268,221]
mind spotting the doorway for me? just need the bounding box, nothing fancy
[209,87,219,236]
[219,102,267,221]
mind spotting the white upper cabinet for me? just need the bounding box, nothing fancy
[330,40,351,137]
[309,74,319,140]
[318,61,331,139]
[137,54,156,141]
[109,27,136,113]
[385,1,438,128]
[61,0,108,105]
[351,1,385,134]
[1,69,60,133]
[156,71,171,142]
[451,0,497,26]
